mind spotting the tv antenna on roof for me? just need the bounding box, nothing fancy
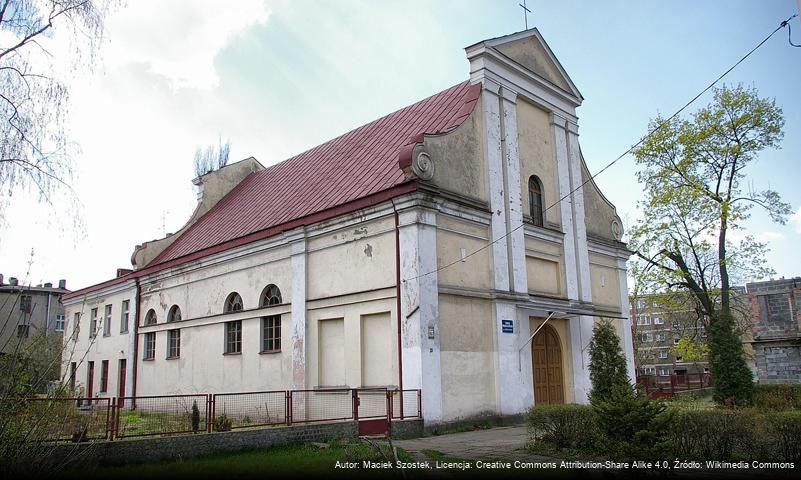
[519,0,532,30]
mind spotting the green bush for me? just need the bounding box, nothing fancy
[525,403,599,451]
[753,384,801,411]
[667,407,759,460]
[588,320,630,403]
[768,410,801,463]
[591,385,673,458]
[708,312,754,406]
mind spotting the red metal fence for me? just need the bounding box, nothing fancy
[637,373,712,398]
[10,388,422,443]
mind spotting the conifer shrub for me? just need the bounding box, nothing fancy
[707,312,754,406]
[525,404,598,451]
[587,320,629,403]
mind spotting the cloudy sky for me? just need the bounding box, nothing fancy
[1,0,800,291]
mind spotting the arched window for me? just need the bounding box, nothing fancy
[144,309,157,325]
[167,305,181,323]
[528,175,544,227]
[260,284,282,307]
[224,292,243,313]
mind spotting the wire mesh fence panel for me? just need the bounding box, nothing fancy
[10,397,110,442]
[389,390,421,419]
[356,389,387,420]
[212,391,286,430]
[290,389,353,424]
[115,394,208,438]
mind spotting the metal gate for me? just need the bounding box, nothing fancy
[354,388,390,436]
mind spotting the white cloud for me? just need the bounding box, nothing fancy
[104,0,270,89]
[790,206,801,234]
[755,231,785,243]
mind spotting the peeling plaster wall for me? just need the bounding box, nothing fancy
[517,99,561,227]
[589,252,622,310]
[425,101,487,203]
[436,215,492,291]
[438,294,496,420]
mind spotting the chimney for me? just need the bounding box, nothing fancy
[9,277,18,286]
[44,282,53,288]
[58,279,67,290]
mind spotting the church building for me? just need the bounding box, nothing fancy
[62,29,636,425]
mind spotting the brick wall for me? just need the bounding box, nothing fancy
[746,278,801,384]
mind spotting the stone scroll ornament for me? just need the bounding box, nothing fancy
[611,217,623,241]
[412,151,434,181]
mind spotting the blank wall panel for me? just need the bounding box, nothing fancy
[360,312,392,387]
[318,318,345,387]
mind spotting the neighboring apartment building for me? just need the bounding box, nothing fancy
[61,29,636,424]
[746,277,801,384]
[0,274,69,355]
[630,293,709,377]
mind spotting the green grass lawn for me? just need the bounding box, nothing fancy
[61,441,417,479]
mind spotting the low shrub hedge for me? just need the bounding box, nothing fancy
[525,403,599,451]
[753,383,801,411]
[526,402,800,462]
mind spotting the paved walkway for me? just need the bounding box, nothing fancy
[393,425,555,463]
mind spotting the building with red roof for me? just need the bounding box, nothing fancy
[61,29,633,428]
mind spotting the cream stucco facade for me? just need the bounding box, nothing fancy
[62,29,634,425]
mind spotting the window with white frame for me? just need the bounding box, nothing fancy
[90,308,98,338]
[167,329,180,358]
[103,304,112,336]
[658,367,671,376]
[55,314,65,332]
[72,312,80,341]
[637,316,651,325]
[658,350,668,359]
[143,332,155,360]
[120,300,130,333]
[653,316,664,325]
[655,333,666,342]
[225,320,242,354]
[638,333,653,343]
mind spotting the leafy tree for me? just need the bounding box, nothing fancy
[629,84,789,405]
[588,320,629,403]
[0,0,113,218]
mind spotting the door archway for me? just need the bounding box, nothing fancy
[531,324,564,404]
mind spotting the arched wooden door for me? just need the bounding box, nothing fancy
[531,324,564,404]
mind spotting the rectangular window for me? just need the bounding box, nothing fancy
[658,367,670,376]
[653,317,664,325]
[72,312,80,341]
[55,314,65,331]
[143,332,155,360]
[90,308,98,338]
[225,320,242,354]
[167,329,181,358]
[658,350,668,359]
[120,300,130,333]
[100,360,109,392]
[20,295,32,313]
[17,324,29,338]
[261,315,281,352]
[655,333,666,342]
[103,304,112,336]
[636,299,645,309]
[70,362,77,391]
[637,316,651,325]
[638,333,652,343]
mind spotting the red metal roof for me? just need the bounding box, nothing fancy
[150,81,481,267]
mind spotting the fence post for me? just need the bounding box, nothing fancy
[208,394,214,433]
[417,389,422,418]
[108,397,116,441]
[287,390,293,426]
[352,389,359,423]
[386,390,392,437]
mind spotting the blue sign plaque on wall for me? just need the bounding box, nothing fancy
[501,319,514,333]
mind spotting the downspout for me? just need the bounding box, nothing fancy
[132,278,141,403]
[392,200,404,395]
[45,292,52,337]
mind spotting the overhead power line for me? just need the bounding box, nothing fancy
[403,15,798,283]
